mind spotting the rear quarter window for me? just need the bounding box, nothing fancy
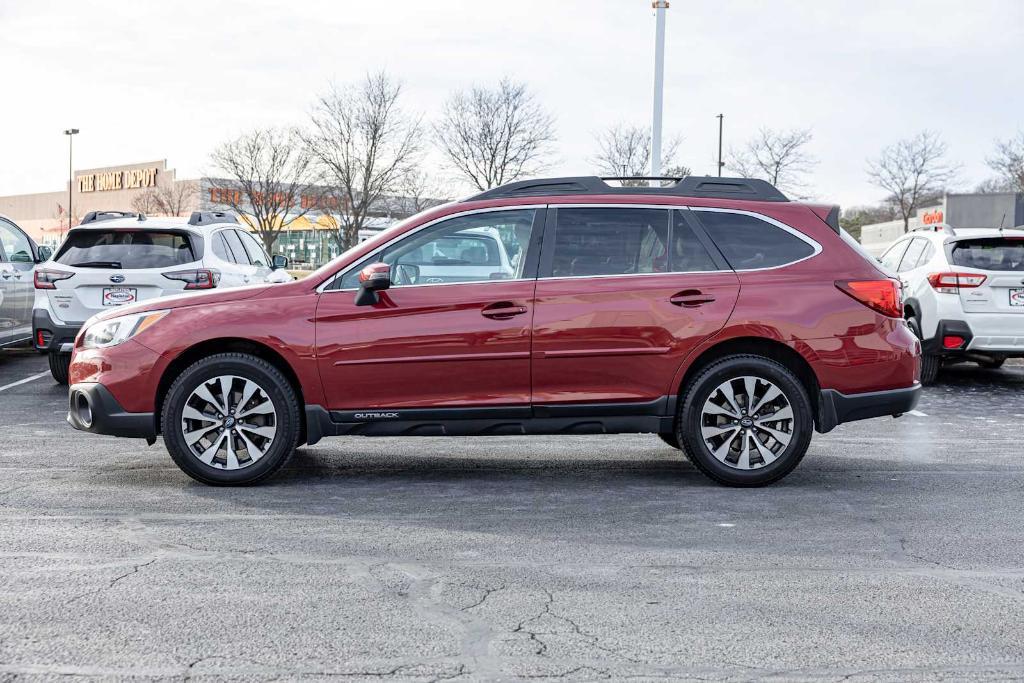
[54,230,196,269]
[950,238,1024,271]
[696,210,816,270]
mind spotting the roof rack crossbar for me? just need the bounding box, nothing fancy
[464,176,788,203]
[188,211,239,226]
[80,210,140,225]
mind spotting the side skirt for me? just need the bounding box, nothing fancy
[303,399,676,444]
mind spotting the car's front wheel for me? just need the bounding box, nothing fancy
[160,353,301,485]
[677,355,813,487]
[48,351,70,385]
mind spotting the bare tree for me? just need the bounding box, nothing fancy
[304,71,423,250]
[434,78,556,191]
[987,131,1024,192]
[591,123,690,184]
[727,128,816,197]
[400,168,456,213]
[131,180,197,217]
[868,131,958,232]
[209,128,318,253]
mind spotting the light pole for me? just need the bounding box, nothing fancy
[63,129,79,234]
[650,1,668,178]
[716,114,724,177]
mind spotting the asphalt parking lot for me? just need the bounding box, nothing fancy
[1,350,1023,681]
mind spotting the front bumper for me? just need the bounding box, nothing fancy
[67,383,157,442]
[33,308,83,354]
[817,383,922,433]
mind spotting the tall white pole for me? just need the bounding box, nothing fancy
[650,1,668,177]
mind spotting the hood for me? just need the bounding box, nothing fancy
[88,283,272,324]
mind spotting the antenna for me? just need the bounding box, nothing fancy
[999,212,1007,235]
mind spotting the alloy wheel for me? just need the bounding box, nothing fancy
[181,375,278,470]
[699,375,794,470]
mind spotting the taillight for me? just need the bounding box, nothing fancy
[162,269,219,290]
[927,272,986,294]
[34,268,74,289]
[835,279,903,318]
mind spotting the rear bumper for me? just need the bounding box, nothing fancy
[33,308,83,354]
[67,382,157,441]
[817,383,921,433]
[924,318,1024,357]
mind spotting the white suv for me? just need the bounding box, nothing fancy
[879,225,1024,383]
[33,210,292,383]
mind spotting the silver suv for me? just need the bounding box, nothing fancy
[0,215,49,349]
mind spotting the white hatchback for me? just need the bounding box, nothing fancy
[33,210,292,383]
[878,225,1024,383]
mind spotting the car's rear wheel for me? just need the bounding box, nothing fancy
[160,353,300,485]
[677,355,813,487]
[906,317,939,385]
[48,351,70,385]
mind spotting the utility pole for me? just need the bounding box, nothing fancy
[716,114,724,177]
[650,1,668,178]
[63,129,79,235]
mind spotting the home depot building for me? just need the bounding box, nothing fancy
[0,160,194,246]
[0,159,421,265]
[860,191,1024,255]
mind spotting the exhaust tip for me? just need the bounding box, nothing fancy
[72,391,93,428]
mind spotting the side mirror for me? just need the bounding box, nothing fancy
[271,254,289,270]
[36,245,53,263]
[354,262,391,306]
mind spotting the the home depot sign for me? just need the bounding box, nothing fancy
[78,167,159,193]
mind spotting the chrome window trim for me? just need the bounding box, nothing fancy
[317,202,825,292]
[317,204,545,293]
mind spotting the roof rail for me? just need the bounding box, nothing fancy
[188,211,238,226]
[80,210,140,225]
[913,224,957,237]
[463,176,789,203]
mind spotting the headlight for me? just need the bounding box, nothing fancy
[80,310,170,350]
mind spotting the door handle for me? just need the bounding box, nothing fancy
[669,290,715,307]
[481,302,528,319]
[0,271,10,280]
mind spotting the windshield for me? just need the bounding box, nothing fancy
[55,230,196,269]
[950,238,1024,271]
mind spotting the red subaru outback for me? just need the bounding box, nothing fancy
[66,176,920,487]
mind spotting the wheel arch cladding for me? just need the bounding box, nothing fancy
[155,338,306,440]
[676,336,821,428]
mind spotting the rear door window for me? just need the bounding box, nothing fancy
[897,239,927,272]
[695,210,816,270]
[54,230,195,269]
[221,230,251,265]
[879,240,910,272]
[548,207,671,277]
[950,238,1024,271]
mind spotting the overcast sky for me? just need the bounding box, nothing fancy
[1,0,1021,208]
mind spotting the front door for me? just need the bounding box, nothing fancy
[315,208,542,412]
[531,206,740,409]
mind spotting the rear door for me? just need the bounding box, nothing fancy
[0,218,35,342]
[949,236,1024,314]
[210,229,248,288]
[530,206,739,409]
[48,228,200,324]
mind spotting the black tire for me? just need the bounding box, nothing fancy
[160,353,301,486]
[677,355,813,487]
[658,432,681,449]
[906,317,939,385]
[978,358,1005,370]
[48,352,70,385]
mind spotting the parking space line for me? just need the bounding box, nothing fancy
[907,409,928,417]
[0,372,51,393]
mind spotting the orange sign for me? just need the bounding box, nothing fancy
[922,209,944,225]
